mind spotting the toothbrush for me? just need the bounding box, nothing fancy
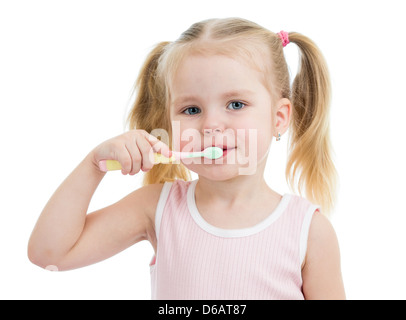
[98,146,223,172]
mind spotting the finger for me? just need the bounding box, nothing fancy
[136,135,155,172]
[122,131,141,175]
[148,137,172,158]
[152,140,172,158]
[116,147,133,175]
[126,143,141,175]
[138,130,172,158]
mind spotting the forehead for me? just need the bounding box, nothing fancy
[169,49,273,106]
[170,54,263,97]
[181,39,270,75]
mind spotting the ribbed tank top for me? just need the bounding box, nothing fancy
[150,179,319,300]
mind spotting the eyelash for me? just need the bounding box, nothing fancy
[181,101,247,115]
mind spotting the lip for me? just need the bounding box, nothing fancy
[201,145,236,152]
[195,145,237,160]
[219,147,236,158]
[221,148,231,158]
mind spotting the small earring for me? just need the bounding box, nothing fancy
[276,132,281,141]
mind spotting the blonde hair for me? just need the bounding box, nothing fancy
[126,18,337,214]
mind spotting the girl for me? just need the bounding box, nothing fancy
[28,18,345,300]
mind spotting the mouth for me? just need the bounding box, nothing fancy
[221,147,235,157]
[202,145,235,151]
[190,145,236,161]
[208,145,236,158]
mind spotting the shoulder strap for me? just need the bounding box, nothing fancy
[154,181,173,241]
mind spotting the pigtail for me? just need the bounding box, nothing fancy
[127,42,191,185]
[286,33,337,214]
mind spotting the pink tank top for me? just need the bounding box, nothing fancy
[150,179,319,300]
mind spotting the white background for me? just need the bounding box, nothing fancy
[1,0,405,300]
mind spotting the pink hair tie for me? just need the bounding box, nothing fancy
[277,31,290,47]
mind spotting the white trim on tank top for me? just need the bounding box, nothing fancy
[187,179,292,238]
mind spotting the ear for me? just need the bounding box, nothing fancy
[274,98,292,137]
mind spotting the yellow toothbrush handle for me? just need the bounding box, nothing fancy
[99,154,176,172]
[99,160,123,171]
[153,153,176,164]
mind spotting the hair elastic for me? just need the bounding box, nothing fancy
[277,31,290,47]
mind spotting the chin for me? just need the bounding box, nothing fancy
[185,163,251,181]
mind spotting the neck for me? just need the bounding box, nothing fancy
[195,159,272,208]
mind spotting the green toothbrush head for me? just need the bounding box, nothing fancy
[203,146,223,159]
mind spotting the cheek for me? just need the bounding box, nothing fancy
[171,121,202,152]
[256,125,273,159]
[237,116,272,145]
[234,121,272,167]
[236,128,271,162]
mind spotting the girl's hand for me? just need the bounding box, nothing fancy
[91,130,172,175]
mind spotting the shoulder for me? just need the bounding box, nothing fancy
[127,183,166,220]
[113,182,166,232]
[302,211,346,299]
[134,179,189,212]
[308,211,337,244]
[304,211,339,266]
[118,183,166,247]
[130,180,188,221]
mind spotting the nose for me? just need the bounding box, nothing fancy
[201,110,225,136]
[203,127,223,135]
[202,127,225,149]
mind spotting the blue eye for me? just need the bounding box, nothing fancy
[183,106,201,115]
[227,101,245,110]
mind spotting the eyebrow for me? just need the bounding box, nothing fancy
[172,89,256,106]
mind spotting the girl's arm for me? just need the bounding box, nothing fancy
[28,130,170,271]
[301,211,346,300]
